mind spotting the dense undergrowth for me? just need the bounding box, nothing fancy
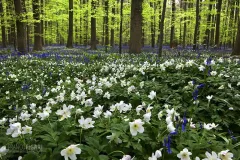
[0,48,239,160]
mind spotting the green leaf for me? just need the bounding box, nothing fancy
[22,152,39,160]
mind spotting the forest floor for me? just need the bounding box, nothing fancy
[0,46,239,160]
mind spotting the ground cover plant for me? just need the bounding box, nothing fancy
[0,48,239,160]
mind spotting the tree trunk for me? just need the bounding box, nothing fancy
[193,0,200,50]
[129,0,143,54]
[83,0,88,47]
[215,0,222,48]
[66,0,73,48]
[79,0,82,45]
[183,1,187,49]
[119,0,123,54]
[158,0,167,56]
[142,28,144,47]
[150,2,155,48]
[0,1,7,48]
[14,0,27,53]
[232,21,240,55]
[105,0,109,49]
[33,0,43,51]
[90,0,97,50]
[110,3,115,47]
[170,0,176,48]
[204,0,213,49]
[41,0,44,46]
[157,1,161,46]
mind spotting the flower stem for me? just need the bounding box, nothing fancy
[79,128,83,143]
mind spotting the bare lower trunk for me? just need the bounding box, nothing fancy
[129,0,143,54]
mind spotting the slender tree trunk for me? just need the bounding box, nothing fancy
[229,0,234,48]
[102,16,104,45]
[105,0,109,50]
[33,0,42,51]
[150,2,155,48]
[0,1,7,48]
[22,1,30,52]
[66,0,73,48]
[210,15,215,46]
[110,4,115,47]
[158,0,167,56]
[41,0,44,46]
[90,0,97,50]
[170,0,176,48]
[129,0,143,54]
[204,0,213,49]
[232,21,240,55]
[83,0,88,47]
[119,0,123,54]
[193,0,200,50]
[183,0,187,49]
[14,0,27,53]
[12,24,16,51]
[215,0,222,48]
[79,0,82,45]
[157,1,161,46]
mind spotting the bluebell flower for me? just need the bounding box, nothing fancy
[170,131,178,135]
[197,83,205,89]
[42,88,47,96]
[182,114,188,132]
[22,84,30,91]
[167,136,172,154]
[206,57,212,66]
[192,89,199,100]
[199,122,203,129]
[228,129,237,141]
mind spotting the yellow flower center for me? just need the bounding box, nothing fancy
[182,153,187,158]
[66,148,74,155]
[133,124,139,129]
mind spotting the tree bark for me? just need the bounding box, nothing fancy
[66,0,73,48]
[150,2,155,48]
[14,0,27,53]
[158,0,167,56]
[183,1,187,49]
[90,0,97,50]
[193,0,200,50]
[41,0,44,46]
[83,0,88,47]
[170,0,176,48]
[33,0,43,51]
[215,0,222,48]
[104,0,109,48]
[110,3,115,47]
[129,0,143,54]
[232,21,240,55]
[119,0,123,54]
[0,1,7,48]
[204,0,213,49]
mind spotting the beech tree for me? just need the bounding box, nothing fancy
[129,0,143,54]
[232,20,240,55]
[33,0,43,51]
[158,0,167,56]
[119,0,123,54]
[170,0,176,48]
[215,0,222,48]
[66,0,73,48]
[90,0,97,50]
[0,0,6,48]
[193,0,200,50]
[14,0,27,53]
